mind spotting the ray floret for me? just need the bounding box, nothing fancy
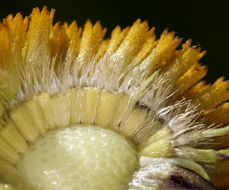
[0,6,229,190]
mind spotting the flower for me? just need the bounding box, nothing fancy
[0,6,229,190]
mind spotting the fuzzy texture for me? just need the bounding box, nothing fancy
[0,6,229,189]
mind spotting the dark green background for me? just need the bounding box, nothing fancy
[1,0,228,83]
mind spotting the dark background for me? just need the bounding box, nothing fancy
[1,0,228,83]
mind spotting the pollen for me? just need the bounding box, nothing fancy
[0,6,229,190]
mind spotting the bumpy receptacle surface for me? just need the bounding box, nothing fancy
[16,126,138,190]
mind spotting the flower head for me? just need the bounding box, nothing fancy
[0,6,229,190]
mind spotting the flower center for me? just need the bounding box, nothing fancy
[16,125,138,190]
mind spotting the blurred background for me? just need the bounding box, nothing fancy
[0,0,228,83]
